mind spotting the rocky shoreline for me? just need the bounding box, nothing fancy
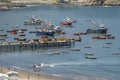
[0,0,120,8]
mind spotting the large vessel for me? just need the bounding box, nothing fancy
[36,29,55,36]
[87,21,108,33]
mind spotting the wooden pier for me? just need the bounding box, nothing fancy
[0,38,74,52]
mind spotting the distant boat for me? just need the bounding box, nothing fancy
[53,26,62,33]
[85,55,97,59]
[70,48,80,51]
[87,21,108,33]
[60,22,72,26]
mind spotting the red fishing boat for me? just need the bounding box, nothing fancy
[60,17,76,26]
[60,22,72,26]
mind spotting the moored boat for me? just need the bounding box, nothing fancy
[36,29,55,36]
[60,17,76,26]
[14,37,26,41]
[60,22,72,26]
[0,34,7,37]
[87,21,108,33]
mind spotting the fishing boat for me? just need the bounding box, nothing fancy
[87,20,108,33]
[60,17,76,26]
[0,34,7,37]
[14,37,26,41]
[36,29,55,36]
[70,48,80,51]
[24,15,43,25]
[53,26,62,33]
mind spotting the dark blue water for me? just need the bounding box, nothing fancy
[0,6,120,80]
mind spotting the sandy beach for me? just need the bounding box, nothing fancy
[0,67,111,80]
[0,67,65,80]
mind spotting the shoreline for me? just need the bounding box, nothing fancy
[0,66,66,80]
[0,2,120,8]
[0,66,112,80]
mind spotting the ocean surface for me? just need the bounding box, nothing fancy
[0,5,120,80]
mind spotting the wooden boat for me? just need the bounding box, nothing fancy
[60,31,66,35]
[14,37,26,41]
[85,55,97,59]
[107,36,115,39]
[112,52,120,55]
[29,31,36,33]
[92,36,106,39]
[74,38,81,41]
[98,36,106,39]
[41,35,48,38]
[106,42,112,44]
[60,22,72,26]
[19,33,25,36]
[0,34,7,37]
[46,52,61,55]
[21,29,27,31]
[84,46,91,48]
[85,53,94,55]
[73,32,80,36]
[70,48,80,51]
[10,31,17,34]
[80,32,87,35]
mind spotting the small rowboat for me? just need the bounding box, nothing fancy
[0,34,7,37]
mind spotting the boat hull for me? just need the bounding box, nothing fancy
[60,22,72,26]
[36,31,55,36]
[87,28,108,33]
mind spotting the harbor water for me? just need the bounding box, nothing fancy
[0,5,120,80]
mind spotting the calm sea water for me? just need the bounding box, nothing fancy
[0,5,120,80]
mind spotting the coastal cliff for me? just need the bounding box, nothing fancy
[0,0,120,6]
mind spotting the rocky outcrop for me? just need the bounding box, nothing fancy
[0,0,120,6]
[70,0,120,6]
[103,0,120,6]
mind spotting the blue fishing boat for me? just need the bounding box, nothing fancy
[36,29,55,36]
[87,21,108,33]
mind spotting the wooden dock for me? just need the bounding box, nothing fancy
[0,39,74,51]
